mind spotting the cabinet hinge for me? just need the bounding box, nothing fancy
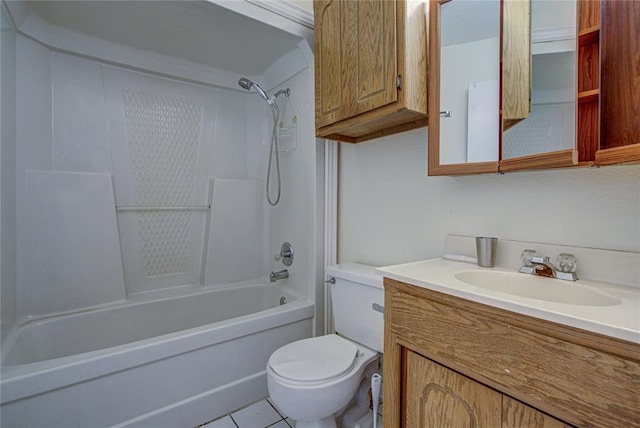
[396,75,402,90]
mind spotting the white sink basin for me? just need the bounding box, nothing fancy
[454,270,621,306]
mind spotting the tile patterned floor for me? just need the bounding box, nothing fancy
[197,396,383,428]
[197,398,292,428]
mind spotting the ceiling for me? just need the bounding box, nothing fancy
[26,0,305,76]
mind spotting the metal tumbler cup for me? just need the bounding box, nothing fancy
[476,237,498,268]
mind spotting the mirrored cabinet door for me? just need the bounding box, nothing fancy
[428,0,501,175]
[428,0,530,176]
[499,0,579,172]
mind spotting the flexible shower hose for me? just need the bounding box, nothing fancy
[266,101,281,206]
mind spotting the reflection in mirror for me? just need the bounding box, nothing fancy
[439,0,500,165]
[502,0,576,159]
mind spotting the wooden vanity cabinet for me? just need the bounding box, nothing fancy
[313,0,427,143]
[383,278,640,427]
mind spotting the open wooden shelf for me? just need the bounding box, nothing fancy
[576,0,639,165]
[576,0,600,163]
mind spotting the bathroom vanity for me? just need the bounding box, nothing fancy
[380,260,640,427]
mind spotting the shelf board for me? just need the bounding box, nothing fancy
[595,144,640,165]
[578,26,600,45]
[578,89,599,103]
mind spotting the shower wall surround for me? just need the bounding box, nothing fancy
[104,64,218,294]
[1,3,18,339]
[8,31,316,324]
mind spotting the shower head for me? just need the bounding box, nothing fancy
[238,77,252,91]
[238,77,270,102]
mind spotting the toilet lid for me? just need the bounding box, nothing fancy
[269,335,358,383]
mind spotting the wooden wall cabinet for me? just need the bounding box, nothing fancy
[383,278,640,427]
[314,0,427,143]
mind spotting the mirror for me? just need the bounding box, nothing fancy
[428,0,501,175]
[500,0,577,170]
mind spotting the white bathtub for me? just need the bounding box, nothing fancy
[0,284,314,428]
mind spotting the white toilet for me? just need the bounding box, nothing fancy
[267,263,384,428]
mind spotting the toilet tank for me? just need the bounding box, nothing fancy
[326,263,384,353]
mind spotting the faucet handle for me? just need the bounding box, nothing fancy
[557,253,577,273]
[521,249,537,267]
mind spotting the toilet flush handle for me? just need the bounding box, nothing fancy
[372,303,384,315]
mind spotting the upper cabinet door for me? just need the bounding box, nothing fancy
[349,1,398,119]
[314,0,347,129]
[315,0,428,143]
[315,0,396,129]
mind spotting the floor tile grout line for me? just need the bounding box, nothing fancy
[266,398,287,419]
[266,398,293,428]
[197,397,288,427]
[228,414,240,428]
[264,418,288,428]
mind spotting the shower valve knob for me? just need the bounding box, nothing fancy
[274,242,293,266]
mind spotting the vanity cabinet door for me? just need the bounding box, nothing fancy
[503,396,573,428]
[314,0,428,143]
[404,350,502,427]
[404,350,572,428]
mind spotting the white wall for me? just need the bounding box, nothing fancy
[290,0,313,12]
[338,129,640,266]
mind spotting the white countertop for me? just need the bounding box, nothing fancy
[378,258,640,344]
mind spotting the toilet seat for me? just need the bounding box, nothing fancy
[268,335,358,383]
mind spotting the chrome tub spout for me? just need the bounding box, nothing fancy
[270,269,289,283]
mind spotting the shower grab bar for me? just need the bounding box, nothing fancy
[115,205,210,211]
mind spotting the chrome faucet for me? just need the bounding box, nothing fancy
[519,250,578,281]
[270,269,289,283]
